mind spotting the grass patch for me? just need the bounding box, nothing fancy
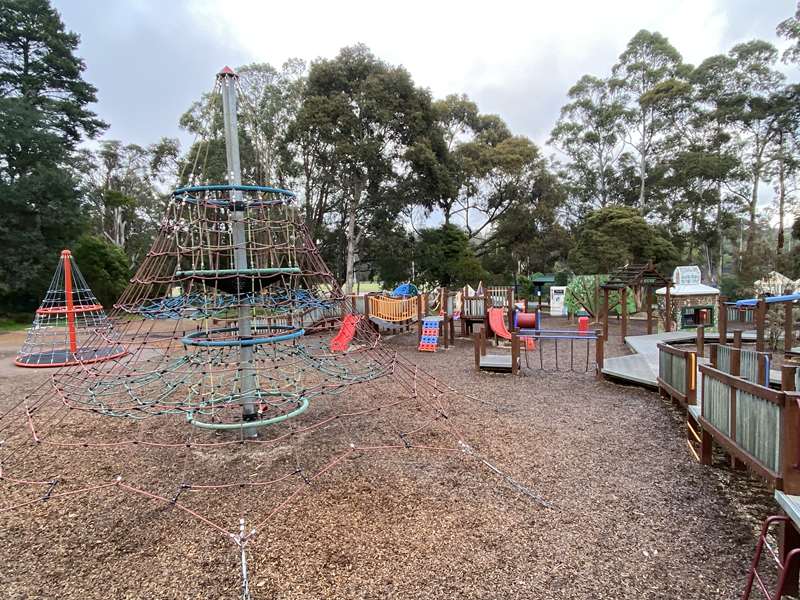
[0,315,30,333]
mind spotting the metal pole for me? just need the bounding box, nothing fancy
[62,249,78,355]
[219,67,258,437]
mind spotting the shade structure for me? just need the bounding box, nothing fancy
[15,250,126,368]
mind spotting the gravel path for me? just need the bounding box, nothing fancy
[0,322,778,599]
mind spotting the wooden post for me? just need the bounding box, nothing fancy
[620,287,628,340]
[718,295,727,345]
[781,367,800,593]
[483,293,490,337]
[506,288,513,330]
[664,285,672,333]
[758,354,768,388]
[511,333,519,376]
[710,344,718,368]
[686,350,697,406]
[595,329,604,379]
[780,523,800,597]
[696,325,705,358]
[593,275,599,323]
[473,333,481,370]
[700,430,713,466]
[416,294,423,342]
[731,339,741,376]
[602,287,609,341]
[646,286,653,335]
[480,327,486,356]
[786,302,794,355]
[756,299,767,353]
[782,366,800,493]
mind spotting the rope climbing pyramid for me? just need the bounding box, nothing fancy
[15,249,125,368]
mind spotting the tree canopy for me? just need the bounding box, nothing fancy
[2,1,800,315]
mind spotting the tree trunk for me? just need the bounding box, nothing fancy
[778,136,786,255]
[638,115,647,214]
[746,163,761,257]
[344,183,361,294]
[716,181,723,285]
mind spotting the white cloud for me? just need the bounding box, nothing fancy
[186,0,739,142]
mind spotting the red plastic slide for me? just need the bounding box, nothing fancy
[330,314,359,352]
[487,307,512,340]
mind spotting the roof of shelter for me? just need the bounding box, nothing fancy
[599,262,671,290]
[654,265,719,296]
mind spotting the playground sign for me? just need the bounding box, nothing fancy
[550,286,567,316]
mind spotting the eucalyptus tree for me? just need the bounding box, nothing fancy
[611,30,685,214]
[179,60,305,186]
[549,74,626,213]
[718,40,785,260]
[777,3,800,64]
[82,141,166,265]
[291,44,436,293]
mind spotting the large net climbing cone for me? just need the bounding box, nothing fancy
[15,249,126,367]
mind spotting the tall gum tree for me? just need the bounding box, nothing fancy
[549,74,626,213]
[294,45,435,293]
[611,30,683,214]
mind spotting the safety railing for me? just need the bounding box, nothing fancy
[710,344,770,386]
[657,343,697,406]
[367,295,418,322]
[725,303,756,326]
[462,297,486,319]
[485,286,514,308]
[699,364,800,492]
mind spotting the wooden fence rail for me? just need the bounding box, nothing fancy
[710,344,770,386]
[657,343,697,407]
[699,363,800,493]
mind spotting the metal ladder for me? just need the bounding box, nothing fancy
[743,515,800,599]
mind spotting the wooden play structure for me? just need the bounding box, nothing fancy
[474,301,605,376]
[459,284,514,337]
[347,292,421,333]
[719,293,800,356]
[473,327,521,374]
[600,262,671,341]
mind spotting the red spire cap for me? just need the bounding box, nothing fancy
[217,66,237,78]
[61,249,72,257]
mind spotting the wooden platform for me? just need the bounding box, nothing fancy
[776,491,800,527]
[479,354,519,372]
[602,331,760,388]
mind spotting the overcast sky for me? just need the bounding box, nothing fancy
[53,0,798,152]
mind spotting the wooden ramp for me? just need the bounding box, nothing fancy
[602,331,759,388]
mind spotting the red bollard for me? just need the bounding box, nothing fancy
[578,316,589,333]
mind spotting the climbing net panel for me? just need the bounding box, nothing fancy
[15,249,125,368]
